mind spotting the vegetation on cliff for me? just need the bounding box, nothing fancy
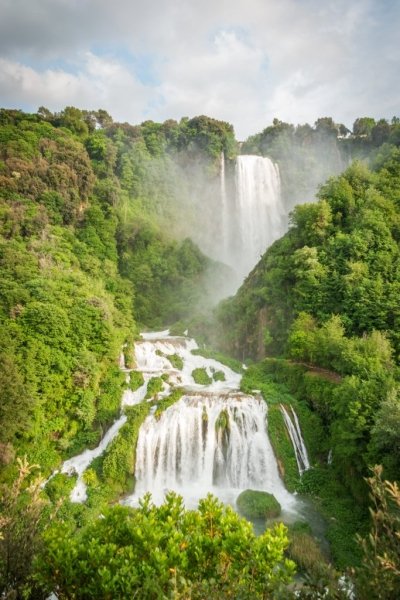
[0,107,234,477]
[1,106,400,597]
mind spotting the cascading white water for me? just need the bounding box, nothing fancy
[230,155,285,281]
[60,414,128,502]
[188,153,285,293]
[56,330,298,515]
[280,405,310,475]
[132,392,293,509]
[220,152,229,263]
[123,331,296,512]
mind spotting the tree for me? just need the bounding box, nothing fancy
[315,117,339,137]
[370,388,400,476]
[371,119,391,146]
[36,492,295,599]
[352,117,376,137]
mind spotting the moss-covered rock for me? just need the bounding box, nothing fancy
[129,370,145,391]
[213,370,226,382]
[236,489,281,519]
[215,409,230,432]
[168,353,184,370]
[192,368,212,385]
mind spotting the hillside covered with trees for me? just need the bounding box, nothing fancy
[0,107,237,477]
[1,107,399,598]
[216,134,400,596]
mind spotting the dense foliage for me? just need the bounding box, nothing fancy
[217,143,400,572]
[0,107,234,477]
[36,492,294,599]
[0,109,136,475]
[1,105,400,597]
[218,155,400,455]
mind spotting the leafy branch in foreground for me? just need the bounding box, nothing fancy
[354,465,400,599]
[36,492,295,599]
[0,457,49,599]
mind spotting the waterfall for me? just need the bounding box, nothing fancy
[232,155,284,280]
[280,405,310,475]
[56,330,297,514]
[123,331,296,512]
[60,414,128,502]
[132,393,293,508]
[220,152,229,263]
[189,153,285,291]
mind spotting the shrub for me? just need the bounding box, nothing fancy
[168,353,184,370]
[213,370,225,382]
[192,368,212,385]
[36,493,295,598]
[129,370,144,391]
[145,376,164,399]
[236,489,281,519]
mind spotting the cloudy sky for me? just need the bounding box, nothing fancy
[0,0,398,138]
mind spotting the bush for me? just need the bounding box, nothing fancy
[192,368,212,385]
[100,403,151,493]
[213,370,225,382]
[236,489,281,519]
[145,376,164,399]
[36,492,295,599]
[154,388,184,419]
[168,353,184,370]
[129,370,144,391]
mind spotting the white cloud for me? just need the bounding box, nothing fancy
[0,53,152,121]
[154,30,268,137]
[0,0,398,136]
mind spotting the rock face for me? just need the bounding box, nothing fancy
[236,489,282,519]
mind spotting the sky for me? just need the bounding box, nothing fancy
[0,0,399,139]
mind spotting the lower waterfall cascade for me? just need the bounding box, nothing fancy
[58,331,311,515]
[126,331,296,512]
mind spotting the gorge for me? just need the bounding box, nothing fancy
[1,108,399,598]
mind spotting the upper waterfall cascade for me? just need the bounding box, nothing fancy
[220,154,285,283]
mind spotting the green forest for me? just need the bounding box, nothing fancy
[0,107,399,598]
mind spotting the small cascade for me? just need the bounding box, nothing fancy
[61,414,127,502]
[280,405,310,475]
[232,155,285,280]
